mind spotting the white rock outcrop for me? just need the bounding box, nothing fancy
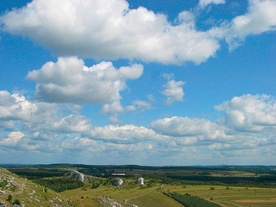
[66,170,85,182]
[111,178,123,187]
[137,177,144,186]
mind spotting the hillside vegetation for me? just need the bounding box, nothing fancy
[34,177,84,192]
[0,168,72,207]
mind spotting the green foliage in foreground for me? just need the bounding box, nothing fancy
[165,192,221,207]
[34,177,84,192]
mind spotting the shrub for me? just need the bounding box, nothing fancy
[13,199,21,205]
[7,194,12,201]
[91,181,101,189]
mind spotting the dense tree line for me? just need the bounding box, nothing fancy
[166,175,276,187]
[34,177,84,192]
[165,192,221,207]
[8,168,69,179]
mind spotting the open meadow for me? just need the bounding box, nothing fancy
[1,165,276,207]
[60,181,276,207]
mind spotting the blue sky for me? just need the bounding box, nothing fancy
[0,0,275,165]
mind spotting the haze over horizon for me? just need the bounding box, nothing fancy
[0,0,275,165]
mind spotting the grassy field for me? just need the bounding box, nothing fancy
[168,185,276,207]
[61,184,184,207]
[60,179,276,207]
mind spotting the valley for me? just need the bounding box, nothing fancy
[0,165,275,207]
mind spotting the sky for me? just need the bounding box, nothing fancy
[0,0,275,166]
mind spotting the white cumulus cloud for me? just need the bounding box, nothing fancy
[150,116,226,140]
[0,90,37,122]
[226,0,276,48]
[27,57,143,105]
[215,94,276,132]
[0,131,38,151]
[0,90,93,137]
[162,80,185,105]
[0,0,220,64]
[0,131,25,146]
[1,0,275,64]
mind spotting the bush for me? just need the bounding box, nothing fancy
[13,199,20,205]
[7,194,12,201]
[91,181,101,189]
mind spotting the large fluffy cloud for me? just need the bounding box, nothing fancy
[26,57,143,105]
[1,0,275,64]
[215,94,276,132]
[151,116,226,140]
[0,0,220,64]
[226,0,276,47]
